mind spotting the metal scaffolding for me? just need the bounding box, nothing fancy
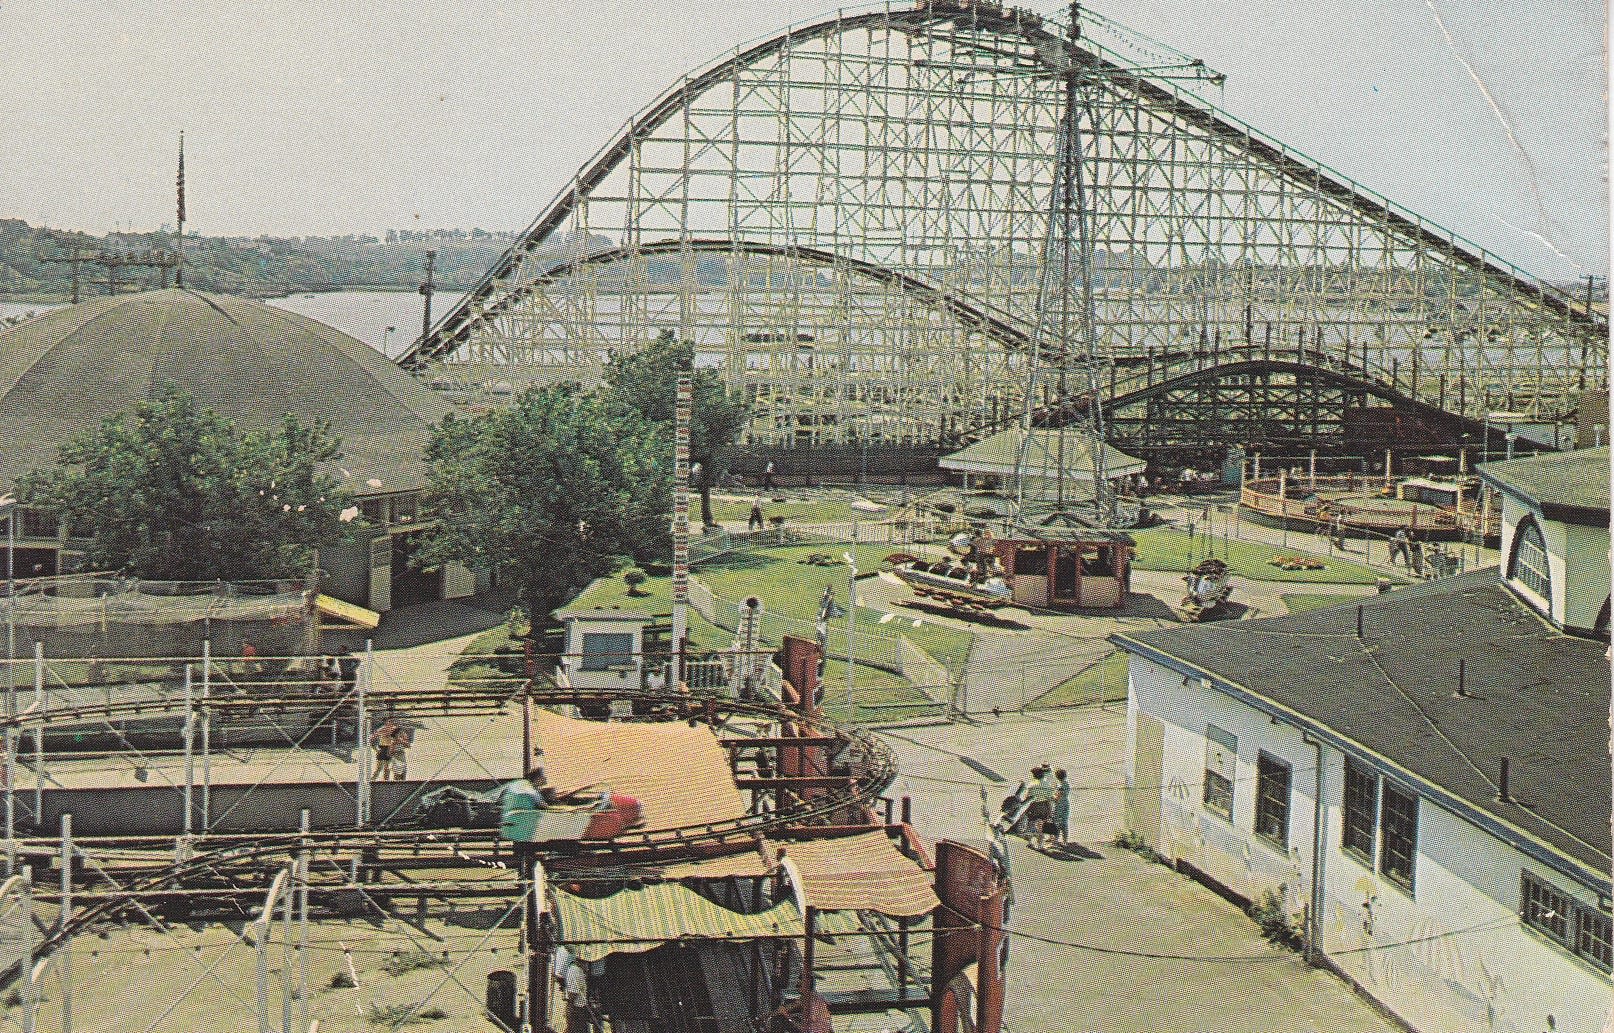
[404,0,1604,449]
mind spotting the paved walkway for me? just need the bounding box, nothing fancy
[877,710,1402,1033]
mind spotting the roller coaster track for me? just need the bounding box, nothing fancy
[2,682,901,959]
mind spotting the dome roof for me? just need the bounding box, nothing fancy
[0,289,455,495]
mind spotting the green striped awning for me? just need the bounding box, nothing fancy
[553,883,803,962]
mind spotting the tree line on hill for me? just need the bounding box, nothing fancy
[0,218,530,300]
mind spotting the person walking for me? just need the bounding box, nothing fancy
[763,460,775,489]
[748,498,765,531]
[1389,528,1411,567]
[1025,765,1055,851]
[1052,768,1072,847]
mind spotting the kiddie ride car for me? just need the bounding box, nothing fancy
[415,782,643,842]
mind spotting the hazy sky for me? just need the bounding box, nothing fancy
[2,1,1606,280]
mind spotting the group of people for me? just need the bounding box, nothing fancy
[1387,529,1459,577]
[1012,764,1072,852]
[314,648,361,693]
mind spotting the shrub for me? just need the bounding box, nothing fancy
[1249,889,1302,949]
[381,950,447,977]
[329,970,358,989]
[367,1002,448,1024]
[622,567,647,596]
[1112,829,1168,864]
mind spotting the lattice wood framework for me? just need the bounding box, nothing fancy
[405,0,1604,448]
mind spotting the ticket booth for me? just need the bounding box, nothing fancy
[991,531,1133,611]
[556,609,654,692]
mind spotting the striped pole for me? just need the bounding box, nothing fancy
[672,375,693,685]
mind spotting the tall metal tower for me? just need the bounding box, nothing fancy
[1015,2,1224,523]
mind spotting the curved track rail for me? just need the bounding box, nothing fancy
[5,682,901,961]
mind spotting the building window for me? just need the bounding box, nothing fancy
[1378,781,1418,893]
[1342,759,1378,864]
[1202,725,1236,820]
[1254,752,1292,848]
[1577,906,1613,972]
[1522,872,1571,943]
[1012,548,1047,576]
[1507,516,1552,601]
[578,632,634,672]
[1522,872,1613,972]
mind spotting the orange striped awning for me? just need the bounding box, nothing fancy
[775,831,939,918]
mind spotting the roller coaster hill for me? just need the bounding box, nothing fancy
[0,632,1009,1033]
[400,0,1606,482]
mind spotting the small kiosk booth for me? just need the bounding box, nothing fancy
[989,528,1134,610]
[555,608,655,691]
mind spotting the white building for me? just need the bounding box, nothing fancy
[1114,446,1611,1033]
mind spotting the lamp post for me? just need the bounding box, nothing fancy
[1,495,14,699]
[841,549,857,711]
[381,325,396,357]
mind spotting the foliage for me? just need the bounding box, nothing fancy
[18,387,352,580]
[416,387,671,633]
[0,217,521,299]
[1112,829,1168,865]
[328,970,358,989]
[381,950,448,977]
[1248,889,1303,949]
[601,330,750,527]
[622,566,648,595]
[367,1003,448,1024]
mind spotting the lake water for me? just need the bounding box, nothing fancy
[0,289,467,358]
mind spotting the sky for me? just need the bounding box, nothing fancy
[1,1,1606,281]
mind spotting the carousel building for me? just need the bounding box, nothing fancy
[0,289,480,614]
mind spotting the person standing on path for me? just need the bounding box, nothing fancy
[1052,768,1072,846]
[748,497,765,531]
[763,460,775,489]
[1025,764,1056,851]
[370,717,399,781]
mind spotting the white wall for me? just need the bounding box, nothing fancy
[1127,654,1613,1033]
[1497,494,1611,633]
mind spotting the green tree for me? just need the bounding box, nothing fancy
[601,330,750,528]
[416,387,672,635]
[19,388,353,580]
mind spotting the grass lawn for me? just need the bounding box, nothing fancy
[1028,651,1129,710]
[1129,526,1402,586]
[708,494,888,525]
[696,544,974,671]
[1281,592,1369,614]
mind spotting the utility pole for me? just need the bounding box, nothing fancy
[1579,274,1604,391]
[37,250,92,303]
[419,249,437,346]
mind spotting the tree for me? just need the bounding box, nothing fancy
[601,330,750,528]
[415,387,671,635]
[19,388,353,581]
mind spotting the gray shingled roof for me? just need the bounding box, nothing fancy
[1478,446,1610,523]
[0,289,455,495]
[1114,571,1611,878]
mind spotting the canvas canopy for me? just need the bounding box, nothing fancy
[552,883,803,962]
[776,831,940,918]
[940,429,1146,484]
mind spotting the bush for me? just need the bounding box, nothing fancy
[1112,829,1169,864]
[382,950,447,977]
[1249,889,1302,949]
[622,567,647,596]
[329,970,357,989]
[368,1002,448,1024]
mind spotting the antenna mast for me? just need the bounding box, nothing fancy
[175,132,186,288]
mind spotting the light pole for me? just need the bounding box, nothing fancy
[1,495,14,698]
[841,546,858,711]
[381,325,396,357]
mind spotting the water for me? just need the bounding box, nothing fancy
[0,290,467,358]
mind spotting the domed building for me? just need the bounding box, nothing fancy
[0,288,475,611]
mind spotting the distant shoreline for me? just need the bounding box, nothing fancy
[0,283,477,305]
